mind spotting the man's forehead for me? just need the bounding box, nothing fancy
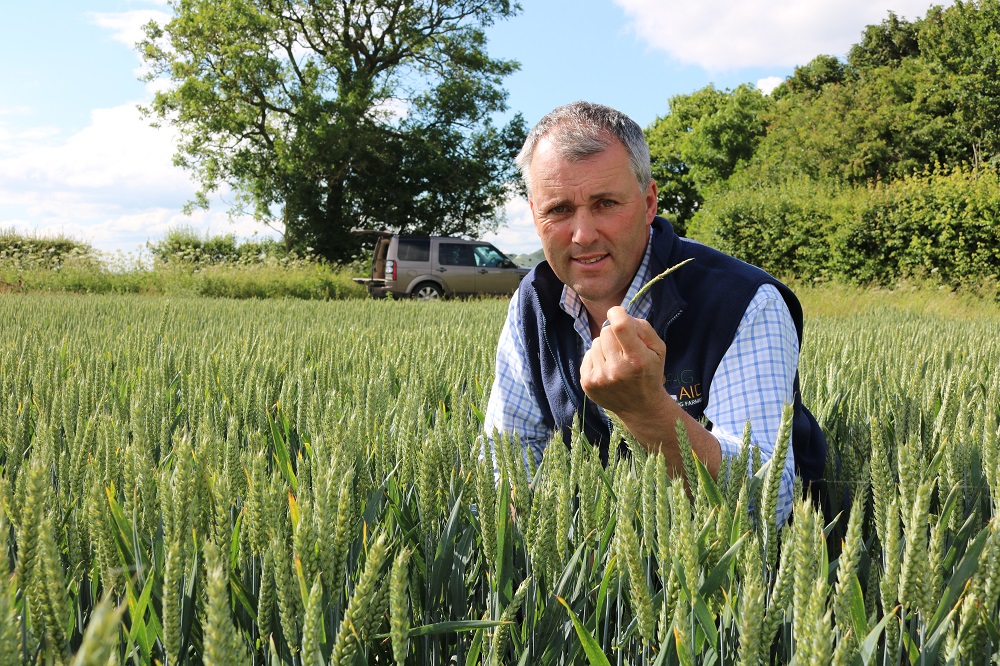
[530,144,635,195]
[534,184,625,204]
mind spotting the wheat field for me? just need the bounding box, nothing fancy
[0,293,997,665]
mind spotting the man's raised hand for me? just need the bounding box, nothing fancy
[580,306,668,417]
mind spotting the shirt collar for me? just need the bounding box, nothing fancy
[558,237,655,347]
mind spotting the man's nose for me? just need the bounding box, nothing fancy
[571,211,599,246]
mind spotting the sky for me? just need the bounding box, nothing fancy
[0,0,949,259]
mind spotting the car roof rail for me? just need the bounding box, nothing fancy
[350,227,395,237]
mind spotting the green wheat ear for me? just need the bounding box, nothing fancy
[627,258,695,309]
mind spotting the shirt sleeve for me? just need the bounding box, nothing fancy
[484,290,553,468]
[704,283,799,526]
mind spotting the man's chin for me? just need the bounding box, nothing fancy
[569,280,610,303]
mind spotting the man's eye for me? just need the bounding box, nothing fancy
[550,205,570,215]
[598,200,617,208]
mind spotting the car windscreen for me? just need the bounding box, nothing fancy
[473,245,508,267]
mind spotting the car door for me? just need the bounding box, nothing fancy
[472,243,526,294]
[436,242,478,294]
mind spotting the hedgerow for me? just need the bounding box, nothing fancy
[689,164,1000,289]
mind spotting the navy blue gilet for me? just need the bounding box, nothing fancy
[516,217,827,483]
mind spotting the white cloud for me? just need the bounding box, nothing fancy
[0,101,271,254]
[91,8,174,83]
[0,4,278,256]
[756,76,784,95]
[90,10,172,50]
[482,197,540,256]
[0,121,61,155]
[0,107,59,155]
[0,102,187,202]
[613,0,951,69]
[18,208,277,256]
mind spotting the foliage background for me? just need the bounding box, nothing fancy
[138,0,527,264]
[647,0,1000,289]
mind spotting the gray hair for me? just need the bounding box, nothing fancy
[515,101,652,194]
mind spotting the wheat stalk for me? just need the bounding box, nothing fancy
[390,547,413,666]
[203,540,251,665]
[330,531,389,666]
[490,576,531,665]
[617,491,655,646]
[300,576,325,666]
[832,473,868,653]
[626,257,695,310]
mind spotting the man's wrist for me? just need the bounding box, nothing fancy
[609,386,675,433]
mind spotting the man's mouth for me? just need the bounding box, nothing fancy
[574,254,607,265]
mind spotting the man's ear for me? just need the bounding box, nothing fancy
[645,179,658,223]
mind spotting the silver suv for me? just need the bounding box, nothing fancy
[354,232,530,300]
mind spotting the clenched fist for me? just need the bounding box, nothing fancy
[580,306,668,418]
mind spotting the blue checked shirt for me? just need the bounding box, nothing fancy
[485,240,797,525]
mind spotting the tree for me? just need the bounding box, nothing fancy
[662,2,1000,286]
[847,11,921,72]
[771,54,846,99]
[756,56,964,184]
[140,0,526,262]
[646,84,770,235]
[918,0,1000,166]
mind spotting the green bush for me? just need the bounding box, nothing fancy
[1,228,367,299]
[690,165,1000,287]
[146,225,304,266]
[838,165,1000,286]
[0,228,102,273]
[687,176,850,281]
[6,263,366,300]
[193,264,366,299]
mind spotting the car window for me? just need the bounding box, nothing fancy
[439,243,476,266]
[397,238,430,262]
[473,245,507,267]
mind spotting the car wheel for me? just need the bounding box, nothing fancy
[411,282,443,301]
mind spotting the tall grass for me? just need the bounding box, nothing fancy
[2,262,367,299]
[1,228,367,299]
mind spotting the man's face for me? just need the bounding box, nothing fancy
[528,136,657,316]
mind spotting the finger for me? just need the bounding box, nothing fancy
[606,306,666,359]
[580,342,609,397]
[632,317,666,360]
[604,306,652,360]
[587,336,612,373]
[595,324,629,369]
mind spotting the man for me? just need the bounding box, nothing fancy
[484,101,826,525]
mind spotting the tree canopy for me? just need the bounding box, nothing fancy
[647,84,769,236]
[140,0,526,262]
[646,0,1000,287]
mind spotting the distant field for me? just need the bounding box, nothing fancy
[793,280,1000,319]
[0,290,998,663]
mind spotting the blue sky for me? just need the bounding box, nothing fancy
[1,0,947,257]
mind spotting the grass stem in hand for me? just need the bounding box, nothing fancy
[627,258,695,310]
